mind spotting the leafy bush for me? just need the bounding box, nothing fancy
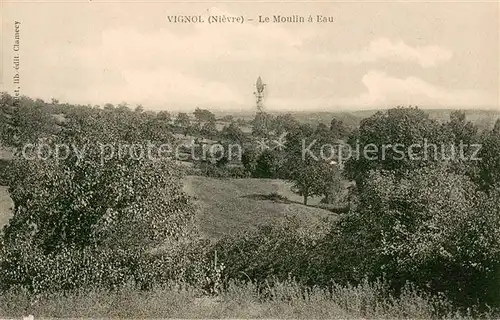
[197,162,249,179]
[4,149,195,253]
[210,217,330,287]
[0,116,198,294]
[0,245,135,294]
[324,166,500,311]
[254,149,280,178]
[475,124,500,191]
[0,93,57,148]
[0,238,220,295]
[343,107,448,187]
[263,192,289,203]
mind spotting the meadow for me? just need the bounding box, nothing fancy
[1,279,469,319]
[183,176,331,239]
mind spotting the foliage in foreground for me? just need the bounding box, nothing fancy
[1,169,499,315]
[0,279,479,319]
[0,239,214,294]
[210,168,500,314]
[332,168,500,311]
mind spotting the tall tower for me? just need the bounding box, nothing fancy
[254,76,266,112]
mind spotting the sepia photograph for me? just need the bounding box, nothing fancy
[0,0,499,318]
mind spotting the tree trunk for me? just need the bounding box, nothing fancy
[303,194,308,206]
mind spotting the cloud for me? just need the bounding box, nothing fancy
[7,5,496,112]
[24,6,310,108]
[336,38,453,67]
[335,70,497,109]
[259,71,497,111]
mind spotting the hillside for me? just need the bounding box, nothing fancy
[183,176,335,239]
[1,176,336,238]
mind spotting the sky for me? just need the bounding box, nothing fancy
[1,0,499,112]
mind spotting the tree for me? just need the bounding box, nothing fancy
[476,124,500,191]
[187,121,201,137]
[283,124,341,205]
[447,110,478,146]
[493,118,500,135]
[254,149,279,178]
[200,119,218,139]
[320,165,343,204]
[4,124,196,254]
[288,161,335,205]
[157,110,171,122]
[220,115,234,123]
[0,92,16,145]
[236,118,248,127]
[134,104,144,113]
[61,101,158,144]
[443,110,480,177]
[175,112,191,136]
[242,147,258,175]
[344,107,445,187]
[213,142,232,168]
[131,110,173,143]
[141,115,174,143]
[273,113,299,135]
[193,108,216,123]
[315,123,330,138]
[330,118,349,140]
[103,103,114,111]
[0,93,57,148]
[222,121,246,144]
[340,166,500,309]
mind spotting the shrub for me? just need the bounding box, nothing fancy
[1,127,198,293]
[0,237,217,294]
[0,244,136,294]
[197,162,249,179]
[0,278,470,319]
[254,149,279,178]
[210,216,330,288]
[264,192,289,203]
[326,166,500,311]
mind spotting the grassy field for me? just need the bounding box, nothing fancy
[1,176,334,238]
[1,280,458,319]
[183,176,334,239]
